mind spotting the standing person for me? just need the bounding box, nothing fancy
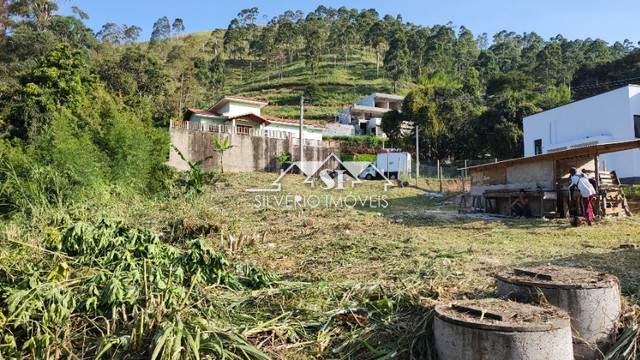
[569,168,597,225]
[582,168,598,189]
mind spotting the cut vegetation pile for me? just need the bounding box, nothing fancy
[0,215,436,359]
[0,218,277,359]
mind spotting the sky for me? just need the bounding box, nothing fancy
[59,0,640,44]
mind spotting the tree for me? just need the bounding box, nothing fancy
[423,24,457,75]
[405,25,428,79]
[401,74,465,160]
[70,5,88,20]
[535,40,566,85]
[384,31,409,92]
[150,16,170,43]
[274,11,303,63]
[9,0,58,31]
[328,7,358,66]
[123,25,142,44]
[200,35,225,91]
[172,18,184,38]
[303,15,327,74]
[6,43,93,139]
[212,136,233,173]
[252,22,277,81]
[237,7,259,28]
[380,110,403,146]
[454,26,480,75]
[96,23,141,45]
[223,19,245,61]
[367,20,388,77]
[208,52,225,90]
[478,71,541,158]
[0,0,10,39]
[488,30,522,73]
[97,22,123,44]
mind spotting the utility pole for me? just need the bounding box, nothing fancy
[415,125,419,185]
[299,96,304,165]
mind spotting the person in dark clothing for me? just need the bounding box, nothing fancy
[511,189,532,218]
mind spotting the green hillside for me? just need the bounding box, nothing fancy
[230,54,405,122]
[176,31,409,123]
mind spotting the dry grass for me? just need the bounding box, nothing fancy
[105,172,640,302]
[4,171,640,358]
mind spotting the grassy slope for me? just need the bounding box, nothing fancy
[226,53,404,123]
[180,31,413,124]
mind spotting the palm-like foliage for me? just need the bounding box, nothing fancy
[212,136,233,174]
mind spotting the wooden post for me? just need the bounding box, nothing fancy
[463,159,468,192]
[299,96,304,164]
[438,159,443,193]
[415,125,419,185]
[594,154,601,216]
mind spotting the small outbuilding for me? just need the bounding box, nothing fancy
[462,139,640,218]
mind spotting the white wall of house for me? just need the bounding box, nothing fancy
[356,95,376,107]
[190,115,226,128]
[523,85,640,179]
[218,102,263,117]
[367,118,385,137]
[324,123,355,137]
[338,93,403,138]
[267,122,323,141]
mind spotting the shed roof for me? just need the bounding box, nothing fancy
[184,108,222,119]
[226,113,270,124]
[466,139,640,172]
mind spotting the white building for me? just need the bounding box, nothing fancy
[183,96,324,141]
[523,85,640,180]
[336,93,404,137]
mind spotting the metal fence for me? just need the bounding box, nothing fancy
[170,120,325,147]
[415,158,499,179]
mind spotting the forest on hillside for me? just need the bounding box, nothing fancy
[2,3,640,160]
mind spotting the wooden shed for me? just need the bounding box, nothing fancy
[462,139,640,218]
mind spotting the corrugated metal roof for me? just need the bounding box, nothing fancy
[466,139,640,172]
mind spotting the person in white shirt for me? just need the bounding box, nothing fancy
[569,168,597,225]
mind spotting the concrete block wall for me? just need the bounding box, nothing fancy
[169,128,336,173]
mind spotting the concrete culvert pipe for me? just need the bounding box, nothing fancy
[433,299,573,360]
[496,265,621,360]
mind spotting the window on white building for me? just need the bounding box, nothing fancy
[534,139,542,155]
[236,125,252,135]
[635,115,640,138]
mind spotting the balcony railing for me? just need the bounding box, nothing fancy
[170,120,324,147]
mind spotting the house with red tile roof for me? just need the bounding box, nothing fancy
[182,96,324,141]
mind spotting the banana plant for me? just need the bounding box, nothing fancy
[212,136,233,174]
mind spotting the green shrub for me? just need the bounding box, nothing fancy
[325,135,384,148]
[626,185,640,200]
[340,153,376,163]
